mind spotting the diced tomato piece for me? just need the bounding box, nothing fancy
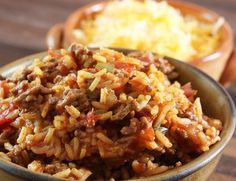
[0,81,9,98]
[113,85,125,95]
[0,117,11,126]
[115,62,135,72]
[67,74,77,88]
[129,78,147,92]
[0,103,17,126]
[48,49,61,59]
[133,127,155,150]
[139,128,155,142]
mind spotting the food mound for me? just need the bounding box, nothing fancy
[74,0,223,61]
[0,44,222,180]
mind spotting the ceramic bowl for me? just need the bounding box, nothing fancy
[46,0,234,80]
[0,48,235,180]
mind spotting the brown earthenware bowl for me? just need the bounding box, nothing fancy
[46,0,234,81]
[0,48,235,180]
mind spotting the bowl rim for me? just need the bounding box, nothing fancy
[0,49,235,181]
[64,0,234,64]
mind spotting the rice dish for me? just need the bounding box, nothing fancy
[0,44,222,180]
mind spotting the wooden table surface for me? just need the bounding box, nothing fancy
[0,0,235,180]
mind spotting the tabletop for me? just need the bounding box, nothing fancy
[0,0,236,180]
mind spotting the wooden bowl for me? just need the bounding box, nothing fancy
[46,0,234,81]
[0,49,235,181]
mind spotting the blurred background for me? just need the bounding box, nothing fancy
[0,0,235,66]
[0,0,235,180]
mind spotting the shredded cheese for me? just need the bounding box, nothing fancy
[73,0,222,61]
